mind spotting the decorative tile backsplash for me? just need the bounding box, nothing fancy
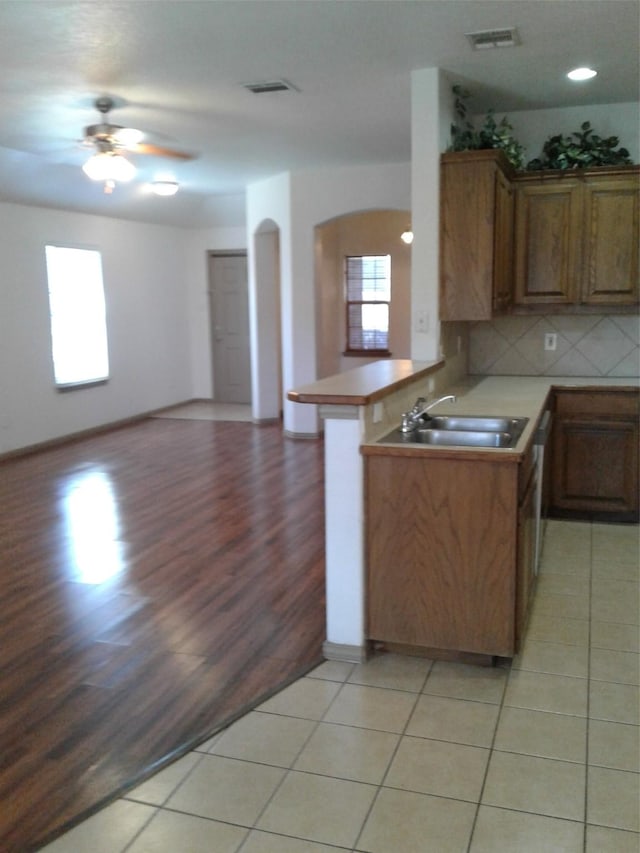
[468,315,640,378]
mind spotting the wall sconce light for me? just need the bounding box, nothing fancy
[152,180,180,196]
[401,229,414,244]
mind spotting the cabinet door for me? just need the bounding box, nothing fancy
[440,150,514,321]
[514,180,582,305]
[581,175,639,305]
[551,417,639,520]
[493,168,514,313]
[366,454,517,656]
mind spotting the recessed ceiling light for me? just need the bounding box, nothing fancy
[567,67,597,81]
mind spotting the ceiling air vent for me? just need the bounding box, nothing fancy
[466,27,520,49]
[242,79,299,94]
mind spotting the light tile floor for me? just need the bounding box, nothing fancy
[152,401,253,422]
[42,520,639,852]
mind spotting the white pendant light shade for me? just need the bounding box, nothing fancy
[82,151,136,183]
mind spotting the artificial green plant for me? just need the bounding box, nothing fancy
[448,85,525,170]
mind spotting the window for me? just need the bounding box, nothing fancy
[344,254,391,354]
[45,245,110,388]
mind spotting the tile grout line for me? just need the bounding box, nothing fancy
[235,667,355,850]
[120,749,210,853]
[126,665,353,853]
[465,651,512,852]
[351,658,433,852]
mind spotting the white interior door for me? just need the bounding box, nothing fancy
[208,253,251,403]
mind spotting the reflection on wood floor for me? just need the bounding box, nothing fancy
[0,419,326,852]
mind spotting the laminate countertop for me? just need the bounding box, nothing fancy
[287,359,444,406]
[364,374,640,461]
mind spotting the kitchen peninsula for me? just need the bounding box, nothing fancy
[288,361,639,663]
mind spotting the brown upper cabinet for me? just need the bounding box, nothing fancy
[440,149,515,321]
[440,155,639,320]
[514,166,639,308]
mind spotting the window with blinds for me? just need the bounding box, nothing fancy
[344,254,391,354]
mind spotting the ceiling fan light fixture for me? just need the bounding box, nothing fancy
[112,127,144,146]
[152,180,179,196]
[82,151,136,183]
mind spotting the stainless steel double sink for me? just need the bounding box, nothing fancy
[380,415,529,449]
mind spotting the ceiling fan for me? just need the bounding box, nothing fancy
[82,96,194,193]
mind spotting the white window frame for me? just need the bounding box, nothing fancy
[344,254,391,355]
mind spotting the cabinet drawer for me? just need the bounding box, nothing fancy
[554,389,639,418]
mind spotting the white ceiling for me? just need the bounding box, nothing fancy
[0,0,638,227]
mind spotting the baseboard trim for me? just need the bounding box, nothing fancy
[322,641,369,663]
[0,399,203,462]
[283,429,322,440]
[253,417,281,426]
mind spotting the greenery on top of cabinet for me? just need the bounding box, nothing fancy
[449,84,634,174]
[448,86,525,170]
[527,122,634,171]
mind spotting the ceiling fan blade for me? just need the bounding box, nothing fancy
[130,142,195,160]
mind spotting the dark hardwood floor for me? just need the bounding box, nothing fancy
[0,418,326,852]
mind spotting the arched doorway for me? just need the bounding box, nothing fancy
[314,208,412,378]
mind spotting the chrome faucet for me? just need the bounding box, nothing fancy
[400,394,457,432]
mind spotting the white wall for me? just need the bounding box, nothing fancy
[246,162,411,435]
[0,201,194,453]
[289,162,412,430]
[246,173,291,425]
[3,97,636,454]
[411,67,453,362]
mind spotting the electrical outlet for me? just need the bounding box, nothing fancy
[372,402,384,423]
[544,333,557,351]
[415,310,428,333]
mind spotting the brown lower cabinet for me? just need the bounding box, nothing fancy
[550,388,639,522]
[365,447,535,658]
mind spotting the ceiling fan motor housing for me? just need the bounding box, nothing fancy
[85,122,124,141]
[95,96,116,115]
